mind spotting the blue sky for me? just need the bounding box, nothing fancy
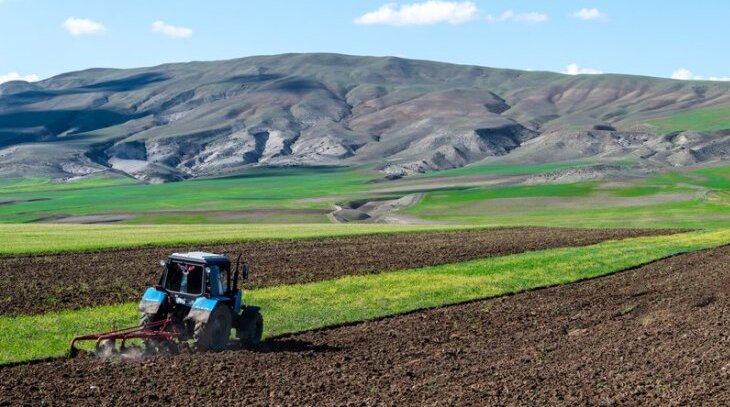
[1,0,729,83]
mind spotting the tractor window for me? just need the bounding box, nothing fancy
[205,266,225,296]
[164,263,204,295]
[222,264,231,293]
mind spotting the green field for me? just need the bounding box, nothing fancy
[0,161,728,229]
[411,182,596,211]
[0,223,479,255]
[2,230,729,364]
[0,163,598,224]
[410,161,596,178]
[0,175,138,193]
[405,165,730,229]
[0,167,376,224]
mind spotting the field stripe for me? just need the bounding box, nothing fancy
[2,230,729,364]
[0,224,481,256]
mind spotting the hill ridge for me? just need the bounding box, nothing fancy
[1,53,729,183]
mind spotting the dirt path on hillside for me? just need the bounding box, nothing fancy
[0,227,677,316]
[2,242,728,405]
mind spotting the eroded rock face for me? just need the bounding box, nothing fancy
[2,53,730,182]
[379,124,537,177]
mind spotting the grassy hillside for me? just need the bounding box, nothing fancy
[645,104,730,134]
[2,53,730,230]
[2,53,730,183]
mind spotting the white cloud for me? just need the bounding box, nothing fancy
[62,17,106,36]
[485,10,548,24]
[0,72,40,84]
[354,2,547,26]
[572,8,607,21]
[671,68,701,80]
[563,63,602,75]
[671,68,730,81]
[354,1,478,26]
[151,20,193,38]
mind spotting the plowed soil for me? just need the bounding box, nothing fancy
[0,227,676,316]
[2,244,728,405]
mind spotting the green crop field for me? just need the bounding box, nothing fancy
[0,175,138,193]
[405,165,730,229]
[0,223,479,255]
[0,160,728,229]
[410,161,595,178]
[2,229,729,364]
[410,182,596,211]
[0,167,376,224]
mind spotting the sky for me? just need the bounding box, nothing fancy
[1,0,729,84]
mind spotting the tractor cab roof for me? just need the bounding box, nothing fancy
[168,251,230,266]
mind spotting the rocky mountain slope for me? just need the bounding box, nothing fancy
[1,53,729,183]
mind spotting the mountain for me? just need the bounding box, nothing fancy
[1,53,730,183]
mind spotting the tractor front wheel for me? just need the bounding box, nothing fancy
[194,306,232,351]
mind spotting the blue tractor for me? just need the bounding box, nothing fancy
[71,252,263,355]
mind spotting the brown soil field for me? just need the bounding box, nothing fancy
[2,243,728,405]
[0,227,676,316]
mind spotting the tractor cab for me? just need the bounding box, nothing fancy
[160,252,242,306]
[149,251,251,316]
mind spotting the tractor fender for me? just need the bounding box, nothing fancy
[241,305,260,317]
[186,297,224,324]
[138,287,167,315]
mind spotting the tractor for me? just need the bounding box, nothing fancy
[71,252,263,356]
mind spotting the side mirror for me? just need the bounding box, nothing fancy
[157,261,168,287]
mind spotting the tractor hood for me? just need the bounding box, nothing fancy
[138,287,167,315]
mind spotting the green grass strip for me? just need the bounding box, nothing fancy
[2,230,729,364]
[251,229,730,335]
[0,224,480,256]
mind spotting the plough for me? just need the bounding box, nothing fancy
[70,316,181,357]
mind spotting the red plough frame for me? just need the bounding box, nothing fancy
[69,316,181,356]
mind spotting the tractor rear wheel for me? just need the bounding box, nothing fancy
[237,309,263,346]
[194,306,232,351]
